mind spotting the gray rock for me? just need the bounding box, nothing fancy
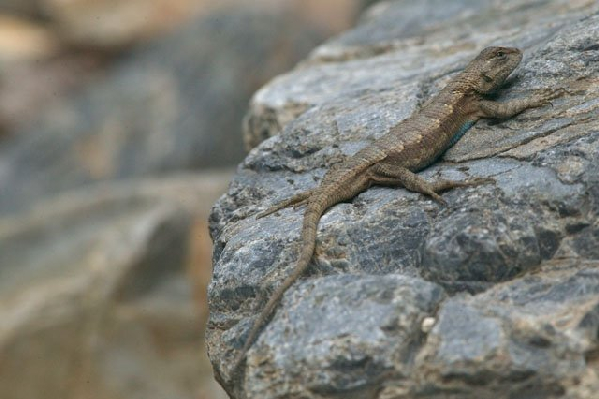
[410,261,599,399]
[216,275,444,398]
[208,0,599,398]
[0,9,324,216]
[0,173,231,399]
[309,0,491,62]
[243,0,595,150]
[0,0,43,18]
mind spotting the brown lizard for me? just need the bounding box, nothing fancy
[231,46,564,373]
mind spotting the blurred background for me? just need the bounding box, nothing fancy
[0,0,378,398]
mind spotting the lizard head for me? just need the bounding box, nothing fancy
[467,46,522,94]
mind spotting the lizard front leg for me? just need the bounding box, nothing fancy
[478,88,566,119]
[368,163,493,205]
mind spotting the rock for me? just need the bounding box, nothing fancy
[309,0,492,62]
[0,10,325,216]
[0,15,59,63]
[207,0,599,398]
[0,0,43,18]
[243,0,596,149]
[0,0,374,49]
[240,275,445,398]
[278,0,380,36]
[0,15,86,137]
[0,54,106,136]
[19,0,373,49]
[42,0,202,47]
[409,260,599,399]
[0,172,232,399]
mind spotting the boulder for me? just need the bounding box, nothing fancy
[0,173,232,399]
[207,0,599,398]
[0,0,43,18]
[0,9,325,216]
[41,0,201,47]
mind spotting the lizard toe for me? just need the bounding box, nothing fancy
[430,192,448,206]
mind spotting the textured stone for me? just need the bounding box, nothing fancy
[216,275,444,398]
[412,261,599,398]
[208,0,599,398]
[243,0,596,150]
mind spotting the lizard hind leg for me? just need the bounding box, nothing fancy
[429,177,495,192]
[368,163,494,205]
[256,190,313,219]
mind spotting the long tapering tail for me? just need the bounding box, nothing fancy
[230,197,326,374]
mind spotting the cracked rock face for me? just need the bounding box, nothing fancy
[207,1,599,398]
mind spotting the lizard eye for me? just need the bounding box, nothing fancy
[496,50,506,59]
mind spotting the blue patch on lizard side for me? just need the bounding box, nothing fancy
[449,120,475,147]
[419,120,478,169]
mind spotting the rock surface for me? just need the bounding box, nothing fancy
[42,0,201,47]
[0,1,373,140]
[0,172,232,399]
[0,0,43,18]
[39,0,371,48]
[207,0,599,398]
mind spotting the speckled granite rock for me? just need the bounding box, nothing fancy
[208,1,599,398]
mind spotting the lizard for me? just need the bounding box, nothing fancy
[231,46,564,373]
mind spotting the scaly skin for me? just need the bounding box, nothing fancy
[230,46,565,374]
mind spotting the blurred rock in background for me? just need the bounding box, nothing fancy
[0,174,230,399]
[0,0,378,398]
[0,9,325,216]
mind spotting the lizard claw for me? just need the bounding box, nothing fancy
[535,87,569,106]
[430,193,448,206]
[292,200,308,210]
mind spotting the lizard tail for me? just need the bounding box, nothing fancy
[231,197,326,374]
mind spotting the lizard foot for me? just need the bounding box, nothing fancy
[430,177,495,192]
[430,192,448,206]
[534,87,569,106]
[427,177,495,205]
